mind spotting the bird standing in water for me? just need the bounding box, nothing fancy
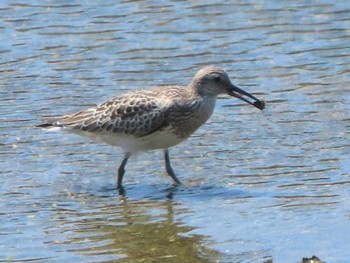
[38,66,265,191]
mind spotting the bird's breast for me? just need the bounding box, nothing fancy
[169,97,216,138]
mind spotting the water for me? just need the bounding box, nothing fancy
[1,1,350,262]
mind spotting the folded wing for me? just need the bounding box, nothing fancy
[40,92,171,137]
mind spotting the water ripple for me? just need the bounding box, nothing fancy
[1,1,350,262]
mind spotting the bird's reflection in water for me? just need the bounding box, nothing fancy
[48,191,222,263]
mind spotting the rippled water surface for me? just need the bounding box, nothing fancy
[1,1,350,262]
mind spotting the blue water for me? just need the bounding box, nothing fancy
[1,1,350,262]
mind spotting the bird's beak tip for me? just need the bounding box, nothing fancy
[228,84,266,110]
[253,99,266,110]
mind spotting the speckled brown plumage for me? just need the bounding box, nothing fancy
[38,66,264,191]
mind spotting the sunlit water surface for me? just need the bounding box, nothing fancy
[1,1,350,262]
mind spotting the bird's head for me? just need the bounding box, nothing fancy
[192,66,265,110]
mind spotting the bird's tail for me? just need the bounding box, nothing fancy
[36,123,53,128]
[36,116,63,128]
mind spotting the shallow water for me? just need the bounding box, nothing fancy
[1,1,350,262]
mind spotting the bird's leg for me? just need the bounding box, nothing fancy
[164,149,180,185]
[117,153,131,191]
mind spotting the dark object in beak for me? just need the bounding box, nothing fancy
[227,84,265,110]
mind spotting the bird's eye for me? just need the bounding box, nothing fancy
[214,76,221,82]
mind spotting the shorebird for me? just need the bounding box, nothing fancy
[38,66,265,191]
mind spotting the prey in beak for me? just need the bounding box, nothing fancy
[227,84,265,110]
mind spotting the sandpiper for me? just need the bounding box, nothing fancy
[38,66,265,191]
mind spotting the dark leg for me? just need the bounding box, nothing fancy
[164,149,180,185]
[118,153,131,190]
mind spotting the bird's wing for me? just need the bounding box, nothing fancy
[50,92,171,137]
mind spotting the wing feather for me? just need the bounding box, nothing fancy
[50,92,171,137]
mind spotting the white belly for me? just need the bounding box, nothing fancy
[72,126,186,153]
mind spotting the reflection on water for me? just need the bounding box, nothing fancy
[46,194,220,263]
[1,0,350,262]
